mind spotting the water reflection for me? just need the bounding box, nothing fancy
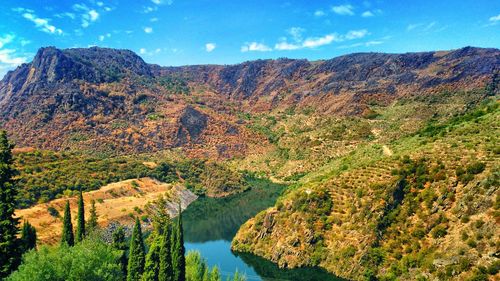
[182,177,343,281]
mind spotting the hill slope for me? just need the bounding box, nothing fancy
[232,99,500,280]
[0,46,498,157]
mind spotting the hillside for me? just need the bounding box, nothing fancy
[232,98,500,280]
[0,47,498,157]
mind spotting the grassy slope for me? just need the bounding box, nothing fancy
[232,92,499,280]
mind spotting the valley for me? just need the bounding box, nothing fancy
[0,45,498,281]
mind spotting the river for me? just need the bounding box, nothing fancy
[182,177,344,281]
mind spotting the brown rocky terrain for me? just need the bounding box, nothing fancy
[0,46,498,158]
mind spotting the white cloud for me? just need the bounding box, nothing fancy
[362,9,382,17]
[143,6,157,13]
[274,29,369,51]
[303,34,340,48]
[144,27,153,33]
[406,23,422,31]
[365,40,383,46]
[339,40,384,49]
[20,39,31,46]
[274,41,301,50]
[0,34,15,48]
[55,12,76,19]
[22,13,63,35]
[0,49,27,65]
[332,4,354,16]
[150,17,159,22]
[287,27,305,42]
[72,3,104,28]
[362,11,374,17]
[98,33,111,41]
[89,10,99,21]
[490,14,500,22]
[314,10,325,17]
[11,7,34,13]
[487,13,500,26]
[205,43,216,52]
[345,29,368,40]
[241,42,272,52]
[138,47,162,56]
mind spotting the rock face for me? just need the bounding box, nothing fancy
[175,106,208,146]
[0,46,498,155]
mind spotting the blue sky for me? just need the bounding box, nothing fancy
[0,0,499,78]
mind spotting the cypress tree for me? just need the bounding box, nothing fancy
[61,200,74,246]
[76,190,85,242]
[159,223,172,281]
[127,218,146,281]
[142,234,161,281]
[171,204,185,281]
[86,199,98,232]
[112,226,128,276]
[209,266,220,281]
[0,131,20,278]
[20,220,37,252]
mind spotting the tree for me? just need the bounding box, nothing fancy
[86,199,98,233]
[185,251,206,281]
[209,267,220,281]
[20,221,37,253]
[112,226,128,276]
[159,223,173,281]
[61,201,74,246]
[142,235,161,281]
[0,130,20,278]
[76,190,85,242]
[127,218,146,281]
[171,204,185,281]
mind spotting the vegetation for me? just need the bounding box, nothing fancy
[60,201,75,247]
[127,218,146,281]
[76,191,85,242]
[233,94,500,281]
[7,238,125,281]
[0,131,21,277]
[14,153,248,208]
[19,221,37,253]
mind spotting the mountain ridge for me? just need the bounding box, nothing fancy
[0,46,498,156]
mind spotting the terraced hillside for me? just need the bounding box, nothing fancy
[232,98,500,280]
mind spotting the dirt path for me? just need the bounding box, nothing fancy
[382,145,393,156]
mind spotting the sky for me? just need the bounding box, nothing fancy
[0,0,499,78]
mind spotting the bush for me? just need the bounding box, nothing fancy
[47,206,60,218]
[7,239,123,281]
[466,162,486,175]
[431,225,448,238]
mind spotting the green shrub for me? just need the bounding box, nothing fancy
[466,162,486,175]
[431,225,448,238]
[47,206,60,218]
[7,238,123,281]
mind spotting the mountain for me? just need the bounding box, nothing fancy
[0,46,498,157]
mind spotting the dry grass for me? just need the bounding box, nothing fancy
[16,177,195,244]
